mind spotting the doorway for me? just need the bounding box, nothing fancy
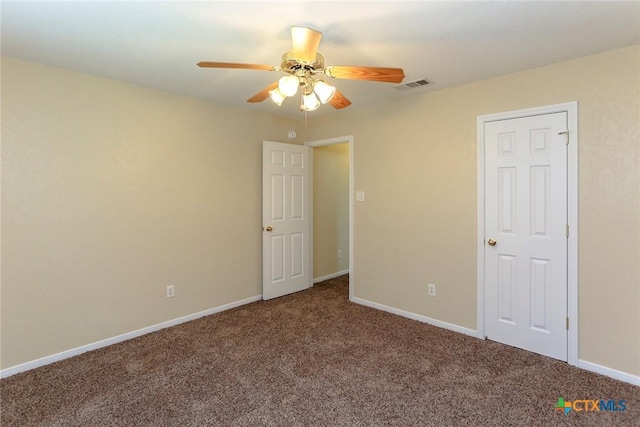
[477,103,578,365]
[305,136,354,300]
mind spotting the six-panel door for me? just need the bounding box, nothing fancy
[262,141,311,300]
[484,112,568,361]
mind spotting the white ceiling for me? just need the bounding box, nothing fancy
[2,1,639,118]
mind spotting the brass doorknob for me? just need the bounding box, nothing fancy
[264,226,273,232]
[487,238,497,246]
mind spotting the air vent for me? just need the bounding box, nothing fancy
[396,78,431,90]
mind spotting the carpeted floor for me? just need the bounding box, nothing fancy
[1,275,638,426]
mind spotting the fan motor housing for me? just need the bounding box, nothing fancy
[281,52,324,73]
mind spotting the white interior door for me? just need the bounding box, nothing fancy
[484,112,568,361]
[262,141,311,300]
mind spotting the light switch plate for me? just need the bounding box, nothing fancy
[356,191,365,202]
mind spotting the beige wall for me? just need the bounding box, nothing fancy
[2,45,639,378]
[306,45,640,376]
[1,57,298,368]
[313,143,350,279]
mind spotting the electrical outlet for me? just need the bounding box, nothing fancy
[428,283,436,297]
[166,285,175,298]
[338,249,342,259]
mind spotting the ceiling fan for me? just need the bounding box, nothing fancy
[197,26,405,111]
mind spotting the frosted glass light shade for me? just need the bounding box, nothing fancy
[268,88,286,106]
[278,75,299,97]
[302,92,320,111]
[313,80,336,104]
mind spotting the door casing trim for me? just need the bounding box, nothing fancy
[476,102,578,366]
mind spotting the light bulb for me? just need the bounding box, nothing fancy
[313,80,336,104]
[302,92,320,111]
[278,75,299,97]
[268,88,286,106]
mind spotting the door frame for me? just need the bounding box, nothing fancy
[304,135,354,301]
[476,102,578,366]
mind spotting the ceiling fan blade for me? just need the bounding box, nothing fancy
[330,90,352,109]
[324,66,405,83]
[198,61,276,71]
[291,26,322,63]
[247,81,279,103]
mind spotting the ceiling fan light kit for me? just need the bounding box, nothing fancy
[267,75,332,111]
[302,91,321,112]
[267,87,287,106]
[313,80,336,104]
[197,26,405,112]
[278,75,299,97]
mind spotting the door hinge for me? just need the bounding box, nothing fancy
[566,317,569,330]
[565,224,569,237]
[559,130,569,145]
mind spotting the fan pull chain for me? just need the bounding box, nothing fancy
[304,109,308,132]
[299,91,308,132]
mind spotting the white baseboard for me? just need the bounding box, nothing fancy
[352,296,640,386]
[5,293,638,388]
[578,359,640,386]
[350,296,477,337]
[313,269,350,284]
[0,294,262,379]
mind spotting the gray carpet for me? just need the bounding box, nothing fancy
[1,275,638,426]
